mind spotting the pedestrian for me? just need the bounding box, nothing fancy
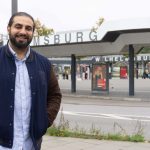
[0,12,62,150]
[65,70,69,80]
[142,70,148,79]
[62,70,66,79]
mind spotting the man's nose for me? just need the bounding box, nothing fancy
[19,27,27,34]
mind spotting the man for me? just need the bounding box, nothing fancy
[0,12,62,150]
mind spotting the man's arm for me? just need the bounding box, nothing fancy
[47,64,62,127]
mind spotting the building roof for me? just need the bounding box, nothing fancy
[32,18,150,57]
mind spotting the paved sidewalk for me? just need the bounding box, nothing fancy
[41,135,150,150]
[59,78,150,101]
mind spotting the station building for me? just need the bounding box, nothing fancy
[48,53,150,79]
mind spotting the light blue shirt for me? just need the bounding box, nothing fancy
[0,45,34,150]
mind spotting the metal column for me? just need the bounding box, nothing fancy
[71,54,76,93]
[129,45,134,96]
[136,62,139,79]
[12,0,18,15]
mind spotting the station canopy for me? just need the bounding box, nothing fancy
[32,18,150,57]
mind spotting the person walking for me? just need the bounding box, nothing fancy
[0,12,62,150]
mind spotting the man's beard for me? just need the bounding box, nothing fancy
[9,33,32,49]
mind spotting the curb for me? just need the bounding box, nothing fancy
[62,93,143,102]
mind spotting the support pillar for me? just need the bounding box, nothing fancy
[12,0,18,15]
[129,45,134,96]
[71,54,76,93]
[136,62,139,79]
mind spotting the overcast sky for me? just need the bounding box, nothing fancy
[1,0,150,34]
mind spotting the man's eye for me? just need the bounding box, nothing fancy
[15,25,22,29]
[26,27,33,31]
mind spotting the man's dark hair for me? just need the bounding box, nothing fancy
[8,12,35,31]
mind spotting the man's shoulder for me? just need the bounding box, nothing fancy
[0,45,7,53]
[0,45,6,50]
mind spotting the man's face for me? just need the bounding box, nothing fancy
[7,16,34,49]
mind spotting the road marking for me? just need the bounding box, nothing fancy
[60,111,150,122]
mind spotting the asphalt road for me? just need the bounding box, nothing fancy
[54,96,150,141]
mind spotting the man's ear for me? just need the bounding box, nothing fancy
[7,26,10,33]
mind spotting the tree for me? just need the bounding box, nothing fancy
[34,19,54,36]
[91,17,104,32]
[140,47,150,54]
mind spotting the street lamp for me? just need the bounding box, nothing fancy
[12,0,18,15]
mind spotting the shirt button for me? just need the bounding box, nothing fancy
[9,140,12,145]
[32,92,36,95]
[10,105,13,108]
[9,123,12,126]
[10,89,14,91]
[12,72,15,75]
[30,76,33,79]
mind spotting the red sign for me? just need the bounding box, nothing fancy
[120,66,128,79]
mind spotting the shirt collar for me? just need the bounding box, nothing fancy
[8,44,30,61]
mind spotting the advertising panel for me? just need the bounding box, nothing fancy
[92,64,109,92]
